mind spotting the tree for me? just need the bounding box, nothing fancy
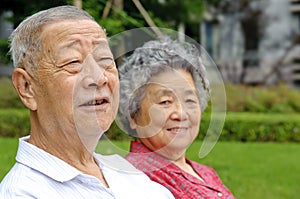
[73,0,82,8]
[0,0,68,66]
[123,0,207,42]
[0,0,67,28]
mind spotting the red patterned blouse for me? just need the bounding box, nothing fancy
[125,141,236,199]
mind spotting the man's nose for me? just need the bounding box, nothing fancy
[82,55,108,89]
[170,102,188,121]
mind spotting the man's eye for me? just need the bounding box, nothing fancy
[98,58,115,69]
[68,60,80,65]
[61,60,82,73]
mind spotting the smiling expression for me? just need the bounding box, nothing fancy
[131,68,201,158]
[33,20,119,139]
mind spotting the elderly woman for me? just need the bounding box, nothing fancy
[118,37,235,199]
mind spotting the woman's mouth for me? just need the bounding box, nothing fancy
[167,127,188,134]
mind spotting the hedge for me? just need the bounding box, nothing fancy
[200,112,300,142]
[2,76,300,113]
[1,109,300,142]
[0,109,30,137]
[225,83,300,113]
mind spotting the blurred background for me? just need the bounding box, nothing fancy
[0,1,300,198]
[1,0,300,86]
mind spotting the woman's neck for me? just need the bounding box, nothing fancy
[171,157,204,182]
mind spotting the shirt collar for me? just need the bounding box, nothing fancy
[129,142,207,173]
[129,141,184,173]
[16,136,81,182]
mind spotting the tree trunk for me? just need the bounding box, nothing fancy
[102,0,113,19]
[178,22,185,42]
[132,0,162,37]
[73,0,82,8]
[113,0,125,67]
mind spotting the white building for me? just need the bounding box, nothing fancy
[201,0,300,88]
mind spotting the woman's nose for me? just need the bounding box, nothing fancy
[170,103,188,121]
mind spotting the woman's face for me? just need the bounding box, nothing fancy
[131,68,201,159]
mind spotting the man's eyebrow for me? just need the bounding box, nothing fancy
[92,40,101,45]
[59,39,81,49]
[60,38,107,49]
[92,39,107,46]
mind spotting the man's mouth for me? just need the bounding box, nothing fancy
[81,98,109,107]
[85,99,107,106]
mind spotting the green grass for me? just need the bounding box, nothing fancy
[188,141,300,199]
[1,138,299,199]
[0,137,18,180]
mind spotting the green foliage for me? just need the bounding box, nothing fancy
[0,77,25,108]
[1,108,300,143]
[225,83,300,113]
[78,0,166,37]
[215,112,300,142]
[139,0,205,24]
[0,109,30,137]
[104,120,132,141]
[0,39,10,64]
[2,75,300,142]
[0,107,131,140]
[0,0,67,28]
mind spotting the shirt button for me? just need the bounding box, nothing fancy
[217,192,223,197]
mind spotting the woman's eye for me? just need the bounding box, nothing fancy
[186,99,197,103]
[159,100,171,105]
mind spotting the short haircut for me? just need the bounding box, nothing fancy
[9,5,95,72]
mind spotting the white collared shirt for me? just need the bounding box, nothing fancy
[0,136,174,199]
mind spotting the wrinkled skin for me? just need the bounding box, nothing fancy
[12,20,119,182]
[131,69,201,160]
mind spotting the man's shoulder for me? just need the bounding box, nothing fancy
[0,163,39,198]
[94,153,175,199]
[94,153,142,173]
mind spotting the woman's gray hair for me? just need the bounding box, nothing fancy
[118,36,210,136]
[9,5,95,72]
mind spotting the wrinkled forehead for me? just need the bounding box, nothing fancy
[40,20,107,49]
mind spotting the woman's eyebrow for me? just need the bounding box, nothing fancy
[154,88,173,96]
[184,89,197,96]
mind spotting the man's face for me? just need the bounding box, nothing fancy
[33,20,119,140]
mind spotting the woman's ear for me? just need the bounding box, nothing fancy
[12,68,37,111]
[128,114,137,130]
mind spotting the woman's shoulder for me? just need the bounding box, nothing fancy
[187,159,219,175]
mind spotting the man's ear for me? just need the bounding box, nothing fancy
[12,68,37,111]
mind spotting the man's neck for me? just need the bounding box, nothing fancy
[28,129,109,187]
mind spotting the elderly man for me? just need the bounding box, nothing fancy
[0,5,174,199]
